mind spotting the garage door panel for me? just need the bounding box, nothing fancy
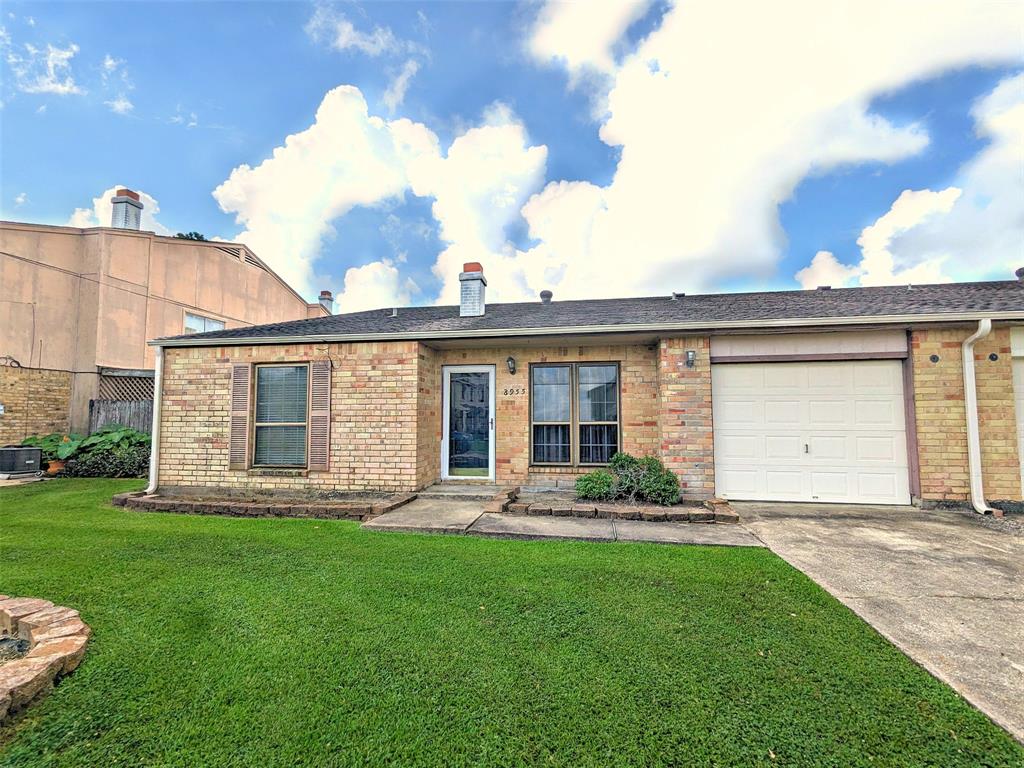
[712,360,910,505]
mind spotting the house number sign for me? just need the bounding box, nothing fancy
[502,387,526,396]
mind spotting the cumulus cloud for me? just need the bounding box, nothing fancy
[336,259,419,312]
[6,42,84,95]
[104,94,133,114]
[515,0,1023,302]
[67,186,170,234]
[14,192,27,206]
[795,72,1024,287]
[383,58,419,113]
[305,4,423,57]
[213,85,440,296]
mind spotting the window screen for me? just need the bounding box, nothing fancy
[531,363,619,465]
[253,365,308,466]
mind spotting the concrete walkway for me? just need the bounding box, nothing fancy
[737,502,1024,743]
[363,498,763,547]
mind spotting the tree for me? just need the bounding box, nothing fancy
[174,231,208,241]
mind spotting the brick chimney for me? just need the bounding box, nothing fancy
[459,262,486,317]
[318,290,334,314]
[110,188,143,230]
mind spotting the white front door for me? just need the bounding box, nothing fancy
[442,365,496,481]
[712,360,911,504]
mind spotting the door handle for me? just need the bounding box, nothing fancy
[489,417,494,430]
[804,443,809,454]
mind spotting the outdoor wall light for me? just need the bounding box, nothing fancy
[685,350,696,368]
[930,354,940,363]
[506,356,517,375]
[989,353,999,361]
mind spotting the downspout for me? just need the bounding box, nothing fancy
[145,345,164,494]
[961,319,996,514]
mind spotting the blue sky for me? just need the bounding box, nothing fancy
[1,1,1022,311]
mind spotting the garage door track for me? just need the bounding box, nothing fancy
[738,502,1024,742]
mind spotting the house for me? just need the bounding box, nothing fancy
[0,189,331,443]
[147,262,1024,509]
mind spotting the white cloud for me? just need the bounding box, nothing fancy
[101,53,121,74]
[6,42,84,95]
[305,4,423,57]
[35,103,45,114]
[67,186,170,234]
[213,85,440,296]
[383,58,419,113]
[795,251,861,290]
[104,94,133,114]
[25,16,34,27]
[14,192,27,206]
[336,259,419,312]
[170,106,198,128]
[795,72,1024,287]
[514,0,1023,302]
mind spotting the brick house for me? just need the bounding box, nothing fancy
[148,263,1024,510]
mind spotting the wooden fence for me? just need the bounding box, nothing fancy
[88,399,153,434]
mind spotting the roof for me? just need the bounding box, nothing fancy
[155,279,1024,346]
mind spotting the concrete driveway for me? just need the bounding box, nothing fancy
[737,502,1024,742]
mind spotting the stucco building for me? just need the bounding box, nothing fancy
[0,189,329,442]
[148,262,1024,511]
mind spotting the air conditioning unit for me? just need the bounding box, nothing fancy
[0,447,43,476]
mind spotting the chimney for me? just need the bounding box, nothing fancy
[459,262,486,317]
[318,290,334,314]
[539,290,553,304]
[110,188,143,230]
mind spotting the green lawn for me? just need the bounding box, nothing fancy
[0,481,1020,767]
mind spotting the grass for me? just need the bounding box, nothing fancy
[1,481,1020,767]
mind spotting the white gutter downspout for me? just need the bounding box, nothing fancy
[145,345,164,494]
[962,319,997,514]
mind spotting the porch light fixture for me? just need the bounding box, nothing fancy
[685,350,696,368]
[506,356,517,375]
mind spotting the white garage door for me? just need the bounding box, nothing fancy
[712,360,910,504]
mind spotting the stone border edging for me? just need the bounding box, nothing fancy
[0,596,91,724]
[113,491,417,522]
[484,487,739,524]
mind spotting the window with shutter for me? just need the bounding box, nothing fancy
[229,364,251,470]
[252,364,309,467]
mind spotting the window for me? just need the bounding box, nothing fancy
[184,312,226,334]
[253,364,308,467]
[531,363,619,465]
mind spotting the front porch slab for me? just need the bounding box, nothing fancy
[361,500,484,535]
[468,513,615,542]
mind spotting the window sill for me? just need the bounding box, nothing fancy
[247,468,308,478]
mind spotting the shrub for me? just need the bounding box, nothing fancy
[575,470,616,501]
[63,444,150,478]
[20,432,85,461]
[578,452,681,506]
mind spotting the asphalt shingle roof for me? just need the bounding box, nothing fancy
[160,279,1024,344]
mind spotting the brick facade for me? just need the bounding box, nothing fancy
[0,366,72,444]
[155,326,1022,505]
[911,326,1020,503]
[657,337,715,500]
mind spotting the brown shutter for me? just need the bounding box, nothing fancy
[229,364,251,470]
[309,360,331,471]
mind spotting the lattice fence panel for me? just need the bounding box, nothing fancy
[98,375,154,401]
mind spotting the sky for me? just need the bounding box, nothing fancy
[1,1,1022,313]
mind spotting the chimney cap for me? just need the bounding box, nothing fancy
[114,188,140,201]
[539,290,553,304]
[462,262,483,273]
[319,289,333,299]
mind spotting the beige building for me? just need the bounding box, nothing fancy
[0,189,329,441]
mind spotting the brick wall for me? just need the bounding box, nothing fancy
[415,344,441,488]
[432,343,660,486]
[911,326,1020,503]
[658,337,715,500]
[0,366,72,444]
[159,341,421,494]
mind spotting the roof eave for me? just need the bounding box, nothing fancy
[149,310,1024,348]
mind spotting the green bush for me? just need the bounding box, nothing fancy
[577,452,681,506]
[22,424,151,477]
[575,470,616,500]
[63,444,150,478]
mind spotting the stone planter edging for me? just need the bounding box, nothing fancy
[0,596,91,724]
[113,491,416,522]
[488,488,740,524]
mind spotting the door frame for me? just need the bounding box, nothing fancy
[441,364,496,482]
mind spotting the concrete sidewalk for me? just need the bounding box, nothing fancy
[363,498,763,547]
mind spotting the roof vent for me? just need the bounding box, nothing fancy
[539,290,553,304]
[817,285,831,291]
[390,307,398,318]
[1016,267,1024,282]
[110,188,143,230]
[671,292,685,300]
